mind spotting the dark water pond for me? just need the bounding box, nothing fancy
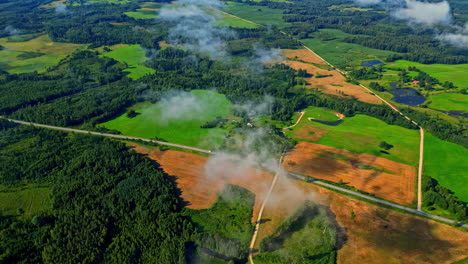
[311,119,343,126]
[391,88,426,106]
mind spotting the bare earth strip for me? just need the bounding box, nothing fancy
[282,49,383,105]
[283,142,416,206]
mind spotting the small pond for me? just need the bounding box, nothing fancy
[310,119,343,126]
[391,88,426,106]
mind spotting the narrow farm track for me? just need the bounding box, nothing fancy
[0,117,465,229]
[248,161,282,264]
[283,111,305,129]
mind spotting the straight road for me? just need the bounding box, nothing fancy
[288,172,468,228]
[1,117,212,154]
[2,116,465,228]
[417,127,424,211]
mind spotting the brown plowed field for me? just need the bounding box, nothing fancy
[283,142,416,205]
[255,179,468,264]
[281,49,382,105]
[131,145,273,222]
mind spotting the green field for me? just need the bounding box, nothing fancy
[225,1,289,27]
[124,9,157,19]
[0,34,85,73]
[0,185,51,218]
[286,109,420,165]
[216,13,260,28]
[102,90,231,149]
[301,29,398,67]
[424,134,468,201]
[389,60,468,88]
[427,93,468,112]
[100,44,155,79]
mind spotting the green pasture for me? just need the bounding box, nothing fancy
[100,44,155,79]
[301,29,398,67]
[216,13,259,28]
[286,110,420,165]
[0,185,51,218]
[427,93,468,112]
[424,134,468,201]
[225,1,289,27]
[101,90,231,149]
[0,34,85,73]
[140,3,162,9]
[124,9,157,19]
[389,60,468,88]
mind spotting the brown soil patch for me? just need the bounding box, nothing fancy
[255,179,468,264]
[283,142,416,205]
[158,41,172,48]
[282,49,327,65]
[141,7,160,11]
[131,145,273,222]
[282,49,382,105]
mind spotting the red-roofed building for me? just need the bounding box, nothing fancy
[413,80,420,85]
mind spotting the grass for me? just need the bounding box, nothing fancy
[427,93,468,112]
[424,133,468,201]
[0,184,52,218]
[216,13,260,28]
[225,1,289,27]
[0,34,85,74]
[389,60,468,88]
[300,106,340,122]
[124,9,157,19]
[301,29,398,67]
[101,90,232,149]
[100,44,155,79]
[286,110,420,165]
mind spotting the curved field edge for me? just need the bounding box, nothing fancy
[285,110,420,166]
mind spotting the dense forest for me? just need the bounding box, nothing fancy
[0,120,195,263]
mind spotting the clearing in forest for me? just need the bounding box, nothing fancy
[283,142,416,205]
[0,34,86,74]
[103,90,231,149]
[282,49,383,104]
[131,146,274,222]
[100,44,155,80]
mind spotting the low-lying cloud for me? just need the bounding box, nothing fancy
[3,26,21,36]
[55,3,68,14]
[159,0,234,60]
[392,0,451,26]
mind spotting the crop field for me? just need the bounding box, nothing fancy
[0,34,85,73]
[282,49,383,104]
[124,9,158,19]
[424,134,468,201]
[131,146,274,222]
[301,29,398,67]
[216,12,260,28]
[256,179,468,264]
[283,142,416,205]
[100,44,155,80]
[0,185,51,218]
[103,90,231,149]
[286,112,420,166]
[224,1,289,27]
[389,60,468,88]
[427,93,468,112]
